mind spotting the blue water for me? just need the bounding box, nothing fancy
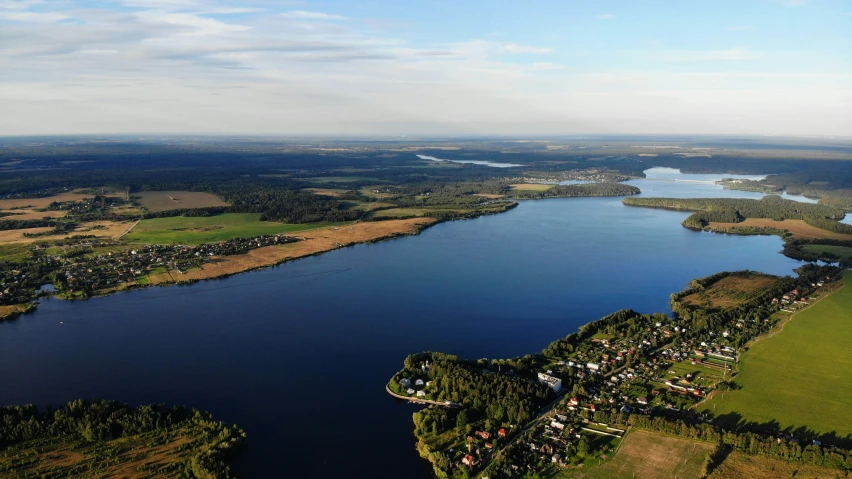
[0,170,811,478]
[416,154,522,168]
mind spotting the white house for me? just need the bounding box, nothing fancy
[537,372,562,392]
[586,362,601,372]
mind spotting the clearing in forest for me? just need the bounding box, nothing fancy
[509,183,554,191]
[134,191,229,212]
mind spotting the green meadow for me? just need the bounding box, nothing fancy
[700,271,852,441]
[124,213,337,244]
[804,244,852,260]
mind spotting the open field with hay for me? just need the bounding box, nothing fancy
[510,183,554,191]
[700,272,852,442]
[680,273,780,310]
[134,190,229,212]
[707,451,850,479]
[709,218,852,240]
[123,213,335,244]
[560,430,712,479]
[0,220,134,244]
[146,218,434,284]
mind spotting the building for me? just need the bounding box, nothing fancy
[586,362,602,372]
[416,390,426,397]
[399,378,411,388]
[537,372,563,392]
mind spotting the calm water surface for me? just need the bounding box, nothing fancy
[0,169,812,478]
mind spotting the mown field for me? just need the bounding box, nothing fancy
[560,430,712,479]
[804,244,852,260]
[700,271,852,442]
[123,213,338,244]
[510,183,554,191]
[709,218,852,240]
[134,190,229,212]
[681,273,780,310]
[707,450,850,479]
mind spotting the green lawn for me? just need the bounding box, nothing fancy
[804,244,852,260]
[700,271,852,440]
[124,213,338,244]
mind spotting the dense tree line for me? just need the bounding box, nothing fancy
[803,216,852,234]
[624,195,846,230]
[783,239,852,266]
[509,183,640,199]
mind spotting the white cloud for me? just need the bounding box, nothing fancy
[649,47,763,62]
[280,10,347,21]
[501,43,552,54]
[596,13,616,20]
[532,62,565,70]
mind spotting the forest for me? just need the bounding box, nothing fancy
[508,182,640,199]
[623,195,847,230]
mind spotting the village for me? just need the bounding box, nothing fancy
[388,266,843,478]
[0,234,298,307]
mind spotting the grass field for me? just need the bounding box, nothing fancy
[708,450,849,479]
[0,424,232,478]
[709,218,852,240]
[560,430,712,479]
[804,244,852,260]
[123,213,337,244]
[700,271,852,442]
[134,190,229,212]
[510,183,555,191]
[681,273,780,310]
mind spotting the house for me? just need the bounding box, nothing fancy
[537,372,562,392]
[498,428,507,438]
[476,431,491,440]
[552,453,562,464]
[415,379,424,386]
[406,388,416,395]
[416,390,426,398]
[586,362,601,372]
[399,378,411,388]
[462,455,476,467]
[637,397,648,405]
[550,420,565,430]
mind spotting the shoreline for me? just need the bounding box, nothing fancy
[2,217,438,319]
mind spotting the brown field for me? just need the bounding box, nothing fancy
[147,218,435,284]
[134,191,229,212]
[709,218,852,240]
[0,220,134,244]
[0,305,22,319]
[708,451,849,479]
[0,192,119,210]
[0,431,205,479]
[474,193,505,199]
[509,183,554,191]
[681,274,779,310]
[562,430,712,479]
[302,188,347,197]
[1,210,67,220]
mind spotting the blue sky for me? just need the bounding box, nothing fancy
[1,0,850,135]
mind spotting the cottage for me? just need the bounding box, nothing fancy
[586,362,601,372]
[498,428,507,438]
[462,455,476,467]
[415,379,424,386]
[406,388,416,395]
[476,431,491,440]
[416,390,426,398]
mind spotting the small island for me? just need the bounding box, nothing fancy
[0,399,245,478]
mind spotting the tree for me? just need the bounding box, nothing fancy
[456,409,470,428]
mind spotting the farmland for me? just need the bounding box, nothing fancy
[707,451,850,479]
[510,183,554,191]
[134,190,229,212]
[123,213,337,244]
[709,218,852,240]
[679,273,781,310]
[699,271,852,442]
[561,430,712,479]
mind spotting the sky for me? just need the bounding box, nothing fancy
[1,0,850,136]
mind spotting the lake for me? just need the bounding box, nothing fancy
[0,169,813,478]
